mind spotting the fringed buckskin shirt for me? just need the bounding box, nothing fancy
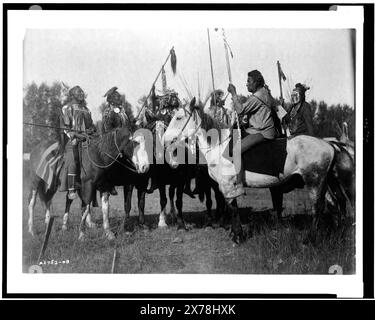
[62,103,95,138]
[102,104,129,133]
[232,87,277,139]
[284,101,314,136]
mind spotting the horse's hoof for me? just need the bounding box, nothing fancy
[230,229,245,245]
[78,232,86,242]
[158,221,168,228]
[61,224,68,232]
[177,225,188,231]
[28,229,35,237]
[105,230,116,241]
[86,221,97,229]
[138,224,149,231]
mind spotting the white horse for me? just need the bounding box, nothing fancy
[163,98,345,243]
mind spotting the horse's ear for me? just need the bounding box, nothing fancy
[189,97,196,112]
[61,82,69,90]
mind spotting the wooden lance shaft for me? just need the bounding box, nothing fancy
[207,29,217,114]
[223,30,233,84]
[135,47,175,120]
[37,216,55,264]
[277,60,284,103]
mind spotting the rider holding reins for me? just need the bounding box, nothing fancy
[227,70,278,198]
[59,85,97,200]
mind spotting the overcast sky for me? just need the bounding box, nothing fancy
[24,28,355,121]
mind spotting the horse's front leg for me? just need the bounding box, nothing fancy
[270,186,284,222]
[176,182,187,230]
[204,184,214,228]
[122,184,133,232]
[158,186,168,228]
[62,192,74,231]
[228,198,245,244]
[44,200,52,227]
[27,189,38,237]
[168,184,177,224]
[101,191,115,241]
[137,186,146,226]
[78,203,91,241]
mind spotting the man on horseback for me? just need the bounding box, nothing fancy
[59,85,96,200]
[102,87,130,133]
[227,70,278,198]
[151,85,180,119]
[207,89,231,125]
[101,86,130,195]
[283,83,314,137]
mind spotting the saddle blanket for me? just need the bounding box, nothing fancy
[33,141,64,190]
[242,138,287,177]
[227,134,288,177]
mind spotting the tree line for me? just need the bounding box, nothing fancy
[23,82,355,153]
[23,82,136,153]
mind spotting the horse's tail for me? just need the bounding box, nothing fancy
[326,140,355,213]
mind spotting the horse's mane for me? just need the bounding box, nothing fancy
[90,127,131,156]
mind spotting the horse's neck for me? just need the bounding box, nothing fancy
[195,127,231,162]
[93,132,120,164]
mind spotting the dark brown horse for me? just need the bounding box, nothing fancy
[27,128,149,240]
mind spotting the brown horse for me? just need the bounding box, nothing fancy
[163,98,352,243]
[27,127,149,240]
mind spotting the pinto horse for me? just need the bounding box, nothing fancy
[163,98,352,243]
[140,111,197,230]
[27,127,149,240]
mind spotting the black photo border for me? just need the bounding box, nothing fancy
[2,2,373,300]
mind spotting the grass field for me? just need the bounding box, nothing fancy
[23,162,355,275]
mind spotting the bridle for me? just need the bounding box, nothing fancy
[85,129,139,173]
[171,106,202,147]
[168,105,240,158]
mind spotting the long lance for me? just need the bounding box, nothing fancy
[23,122,85,133]
[219,28,241,141]
[135,47,176,120]
[207,28,217,111]
[277,60,284,104]
[220,28,233,84]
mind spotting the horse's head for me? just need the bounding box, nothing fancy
[163,97,198,146]
[162,97,200,169]
[117,128,150,174]
[130,134,150,174]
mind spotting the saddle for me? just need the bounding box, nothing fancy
[242,138,287,177]
[227,132,288,177]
